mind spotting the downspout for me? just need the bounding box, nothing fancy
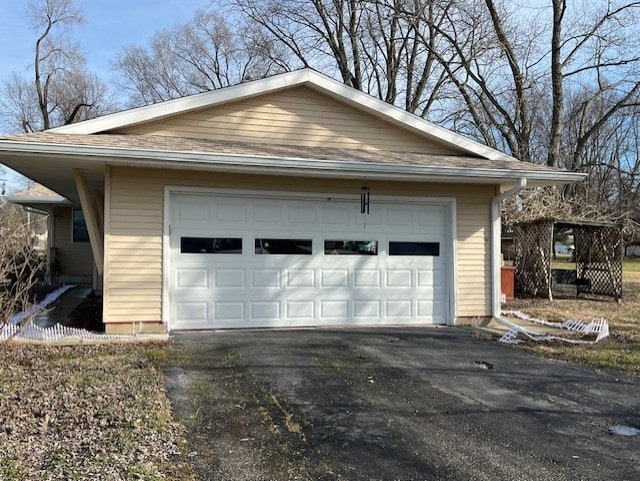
[491,178,526,329]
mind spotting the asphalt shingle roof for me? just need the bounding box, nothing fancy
[0,132,560,174]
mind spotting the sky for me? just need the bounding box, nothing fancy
[0,0,213,191]
[0,0,214,81]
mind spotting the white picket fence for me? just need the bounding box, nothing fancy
[2,284,132,342]
[500,310,610,345]
[0,322,129,342]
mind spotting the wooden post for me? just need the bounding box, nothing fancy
[73,169,104,275]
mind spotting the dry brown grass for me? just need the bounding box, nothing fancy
[0,343,196,481]
[504,259,640,376]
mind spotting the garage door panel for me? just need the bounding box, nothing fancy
[320,300,348,319]
[322,207,351,230]
[286,301,315,320]
[386,208,413,226]
[354,300,381,318]
[286,269,315,287]
[251,301,280,320]
[176,302,208,324]
[386,300,412,317]
[417,270,436,286]
[320,269,349,287]
[215,201,247,222]
[418,299,444,318]
[418,209,446,228]
[215,301,244,321]
[215,269,245,288]
[386,269,413,287]
[177,269,209,288]
[252,269,281,287]
[354,270,381,287]
[287,205,317,225]
[253,204,283,223]
[169,193,450,329]
[178,202,209,222]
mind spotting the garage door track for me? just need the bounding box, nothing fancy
[165,328,640,480]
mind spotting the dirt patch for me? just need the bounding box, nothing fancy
[65,293,104,332]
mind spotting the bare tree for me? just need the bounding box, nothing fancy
[547,0,640,168]
[0,0,116,133]
[114,9,286,105]
[231,0,458,118]
[0,201,45,337]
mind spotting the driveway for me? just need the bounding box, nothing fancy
[165,327,640,481]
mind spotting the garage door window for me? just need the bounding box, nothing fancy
[180,237,243,254]
[255,238,312,255]
[324,240,378,255]
[389,241,440,256]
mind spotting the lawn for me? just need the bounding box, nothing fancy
[0,342,196,481]
[504,258,640,376]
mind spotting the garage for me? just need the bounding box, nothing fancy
[167,189,454,330]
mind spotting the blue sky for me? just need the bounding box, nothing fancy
[0,0,213,83]
[0,0,213,191]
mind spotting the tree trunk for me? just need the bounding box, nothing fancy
[547,0,566,168]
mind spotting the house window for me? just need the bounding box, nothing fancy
[389,241,440,256]
[72,208,90,243]
[180,237,242,254]
[255,238,312,254]
[324,240,378,255]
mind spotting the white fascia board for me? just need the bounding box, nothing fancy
[303,70,516,163]
[50,68,517,163]
[49,70,315,135]
[6,196,68,203]
[5,194,69,204]
[0,140,586,185]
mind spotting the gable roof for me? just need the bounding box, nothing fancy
[0,69,586,203]
[4,182,68,206]
[50,69,515,163]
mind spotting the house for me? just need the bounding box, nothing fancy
[5,184,93,285]
[0,69,584,334]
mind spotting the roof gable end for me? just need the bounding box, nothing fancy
[50,69,514,162]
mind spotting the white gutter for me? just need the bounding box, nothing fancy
[22,206,49,216]
[491,178,528,330]
[0,141,585,184]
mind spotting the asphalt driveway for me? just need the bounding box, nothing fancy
[165,327,639,480]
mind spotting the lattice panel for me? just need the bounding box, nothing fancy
[514,220,553,299]
[575,226,623,300]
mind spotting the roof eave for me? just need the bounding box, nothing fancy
[0,140,586,186]
[5,195,69,204]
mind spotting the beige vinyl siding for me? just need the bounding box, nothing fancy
[114,87,466,155]
[105,166,492,324]
[52,207,93,279]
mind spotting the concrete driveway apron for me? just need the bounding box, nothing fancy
[165,327,640,481]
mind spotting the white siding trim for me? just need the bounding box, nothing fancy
[448,198,458,323]
[104,165,111,322]
[162,186,171,326]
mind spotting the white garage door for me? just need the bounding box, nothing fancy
[168,191,450,330]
